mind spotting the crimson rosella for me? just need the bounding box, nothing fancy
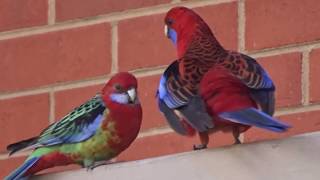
[6,72,142,180]
[157,7,290,150]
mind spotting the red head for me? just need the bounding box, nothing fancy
[102,72,139,106]
[164,7,219,57]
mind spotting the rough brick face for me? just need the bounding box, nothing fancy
[194,2,238,51]
[56,0,171,22]
[55,85,104,120]
[117,131,234,161]
[244,110,320,143]
[0,0,47,32]
[246,0,320,50]
[118,14,175,71]
[118,2,238,71]
[257,52,302,108]
[309,48,320,103]
[0,23,111,92]
[0,156,26,179]
[0,94,49,152]
[138,75,167,130]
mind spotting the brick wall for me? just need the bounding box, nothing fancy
[0,0,320,178]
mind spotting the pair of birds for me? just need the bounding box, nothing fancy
[6,7,290,179]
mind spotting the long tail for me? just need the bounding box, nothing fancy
[7,137,37,155]
[219,108,290,132]
[5,157,40,180]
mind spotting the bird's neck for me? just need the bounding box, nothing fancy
[177,26,225,61]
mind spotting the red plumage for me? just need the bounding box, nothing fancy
[158,7,289,149]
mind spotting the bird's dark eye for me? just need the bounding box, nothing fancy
[114,84,122,91]
[166,18,174,26]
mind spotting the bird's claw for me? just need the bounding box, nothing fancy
[85,161,108,171]
[193,144,207,150]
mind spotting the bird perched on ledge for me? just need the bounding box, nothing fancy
[6,72,142,180]
[157,7,290,150]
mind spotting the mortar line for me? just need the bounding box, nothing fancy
[237,0,245,52]
[49,90,56,124]
[301,50,311,106]
[0,66,166,100]
[138,104,320,138]
[137,126,173,138]
[2,104,320,160]
[0,0,235,40]
[111,22,119,73]
[0,150,32,160]
[247,40,320,58]
[48,0,56,25]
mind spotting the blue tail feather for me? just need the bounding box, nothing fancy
[5,157,39,180]
[219,108,290,132]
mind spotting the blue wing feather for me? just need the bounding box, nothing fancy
[219,108,290,132]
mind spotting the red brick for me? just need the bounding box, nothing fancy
[0,0,47,32]
[0,24,111,92]
[257,52,302,108]
[0,156,27,179]
[194,2,238,50]
[309,48,320,103]
[118,14,175,71]
[0,94,49,152]
[244,110,320,143]
[138,75,167,130]
[55,85,104,120]
[117,131,234,161]
[246,0,320,50]
[56,0,170,22]
[118,2,238,71]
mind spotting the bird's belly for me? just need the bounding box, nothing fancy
[59,129,118,163]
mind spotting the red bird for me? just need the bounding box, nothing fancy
[157,7,290,150]
[6,72,142,179]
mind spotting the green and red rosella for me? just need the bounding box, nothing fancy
[157,7,290,150]
[6,72,142,180]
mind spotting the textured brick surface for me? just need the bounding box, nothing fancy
[0,0,47,32]
[118,13,175,71]
[118,2,238,71]
[117,131,234,161]
[244,110,320,143]
[194,2,238,50]
[138,75,167,130]
[0,94,49,152]
[0,156,26,179]
[55,85,103,120]
[246,0,320,50]
[0,23,111,92]
[56,0,170,22]
[257,52,302,108]
[309,48,320,103]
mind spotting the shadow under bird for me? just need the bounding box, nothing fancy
[157,7,290,150]
[6,72,142,180]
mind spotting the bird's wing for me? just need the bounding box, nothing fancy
[157,60,213,134]
[222,53,276,115]
[37,94,107,146]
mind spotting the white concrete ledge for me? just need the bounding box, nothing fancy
[34,132,320,180]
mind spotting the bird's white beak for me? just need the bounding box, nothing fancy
[127,88,136,103]
[164,25,168,37]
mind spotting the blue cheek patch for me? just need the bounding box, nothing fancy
[168,28,177,45]
[110,93,129,104]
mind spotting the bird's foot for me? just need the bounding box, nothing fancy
[193,144,207,150]
[233,138,242,145]
[85,161,109,171]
